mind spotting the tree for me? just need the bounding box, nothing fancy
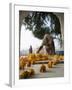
[23,12,61,39]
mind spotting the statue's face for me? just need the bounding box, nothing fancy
[44,34,52,40]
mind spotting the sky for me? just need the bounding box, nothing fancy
[20,24,61,52]
[20,25,42,51]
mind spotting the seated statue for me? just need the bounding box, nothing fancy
[37,34,55,55]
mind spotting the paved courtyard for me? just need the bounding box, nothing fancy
[31,63,64,78]
[20,62,64,79]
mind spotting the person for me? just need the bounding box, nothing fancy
[29,45,33,53]
[37,34,55,55]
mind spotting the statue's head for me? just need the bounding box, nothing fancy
[44,33,51,39]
